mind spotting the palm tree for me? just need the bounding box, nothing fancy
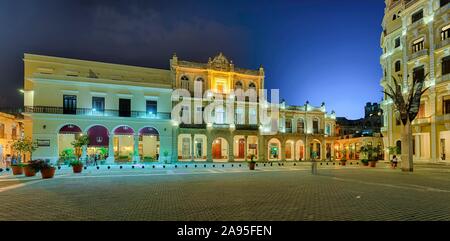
[383,73,428,172]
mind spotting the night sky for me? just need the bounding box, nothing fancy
[0,0,385,119]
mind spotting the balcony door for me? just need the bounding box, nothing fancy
[63,95,77,115]
[119,98,131,117]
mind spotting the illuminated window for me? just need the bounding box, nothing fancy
[235,81,243,89]
[181,75,189,90]
[412,37,424,53]
[441,24,450,41]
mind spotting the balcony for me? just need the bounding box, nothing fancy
[412,116,430,125]
[23,106,171,119]
[212,123,230,128]
[179,123,207,129]
[436,113,450,123]
[436,38,450,50]
[436,2,450,16]
[235,124,259,131]
[408,49,428,62]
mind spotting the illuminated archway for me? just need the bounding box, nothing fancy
[268,138,281,161]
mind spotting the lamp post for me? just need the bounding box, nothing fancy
[304,101,308,161]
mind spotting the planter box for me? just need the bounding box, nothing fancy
[72,165,83,173]
[40,168,56,179]
[23,166,36,177]
[11,166,23,175]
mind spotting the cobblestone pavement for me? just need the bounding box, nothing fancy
[0,162,449,221]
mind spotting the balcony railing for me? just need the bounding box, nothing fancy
[436,38,450,50]
[24,106,171,119]
[412,116,430,125]
[436,2,450,16]
[179,123,207,129]
[408,49,428,62]
[235,124,259,130]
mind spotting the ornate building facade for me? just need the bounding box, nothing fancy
[380,0,449,162]
[23,53,337,163]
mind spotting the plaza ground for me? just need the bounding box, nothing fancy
[0,162,449,221]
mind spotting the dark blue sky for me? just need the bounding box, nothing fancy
[0,0,385,119]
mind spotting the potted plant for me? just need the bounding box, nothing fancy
[11,163,24,175]
[340,149,347,166]
[30,159,56,179]
[71,135,89,161]
[70,160,83,173]
[369,146,381,168]
[59,148,76,165]
[23,163,37,177]
[361,159,369,166]
[248,154,256,170]
[11,138,37,163]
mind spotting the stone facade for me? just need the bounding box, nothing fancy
[380,0,450,162]
[23,53,337,163]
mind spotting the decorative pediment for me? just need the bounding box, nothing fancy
[208,52,231,71]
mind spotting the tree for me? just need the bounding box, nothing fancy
[383,73,428,172]
[11,138,37,163]
[71,135,89,160]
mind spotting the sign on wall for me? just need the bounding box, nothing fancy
[36,139,50,147]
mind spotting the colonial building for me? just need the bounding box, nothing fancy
[334,103,384,161]
[380,0,449,162]
[23,53,337,164]
[0,112,24,161]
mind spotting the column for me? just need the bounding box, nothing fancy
[133,134,140,163]
[280,138,286,161]
[106,134,115,164]
[428,16,437,162]
[258,135,264,162]
[81,145,87,162]
[305,137,310,160]
[172,128,179,163]
[244,135,248,161]
[207,134,213,162]
[191,134,195,162]
[228,136,234,162]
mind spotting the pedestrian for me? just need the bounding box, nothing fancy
[391,155,398,169]
[94,153,98,166]
[5,154,11,167]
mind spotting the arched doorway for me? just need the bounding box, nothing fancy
[285,140,294,161]
[295,140,305,161]
[86,125,109,163]
[178,134,192,161]
[310,140,321,160]
[268,138,281,161]
[58,124,82,162]
[212,137,229,161]
[234,135,246,160]
[113,125,134,162]
[139,127,159,162]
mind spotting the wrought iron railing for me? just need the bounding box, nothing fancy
[23,106,171,119]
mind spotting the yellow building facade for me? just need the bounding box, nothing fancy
[0,112,23,162]
[23,53,337,163]
[380,0,449,162]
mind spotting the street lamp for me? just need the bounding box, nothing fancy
[304,101,309,161]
